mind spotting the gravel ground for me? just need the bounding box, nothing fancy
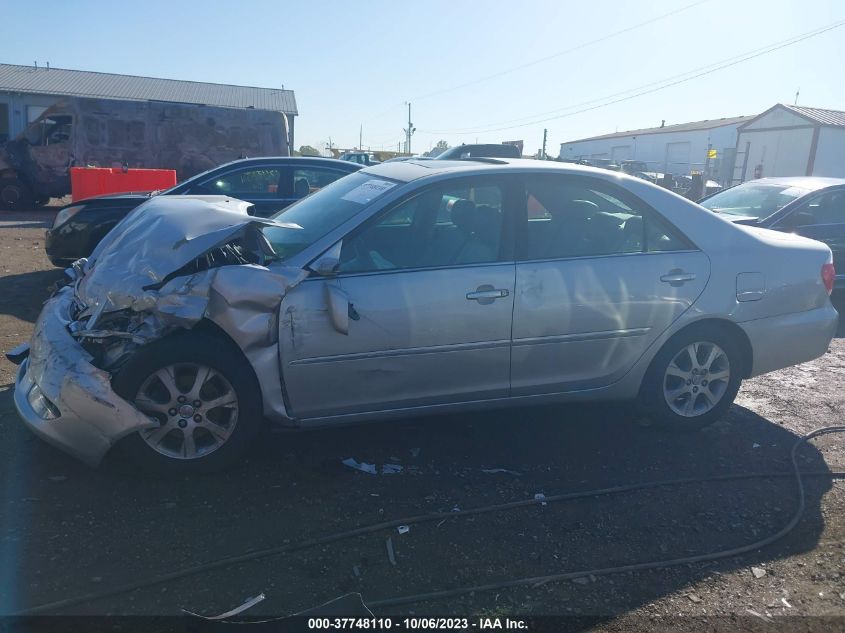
[0,208,843,629]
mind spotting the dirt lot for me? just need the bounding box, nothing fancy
[1,208,844,628]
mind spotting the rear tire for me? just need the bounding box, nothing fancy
[0,177,34,210]
[112,332,264,475]
[638,324,744,431]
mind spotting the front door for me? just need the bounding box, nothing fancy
[511,174,710,395]
[279,176,517,419]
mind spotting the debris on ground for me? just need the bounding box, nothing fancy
[481,468,522,476]
[572,576,590,585]
[386,537,397,566]
[341,458,377,475]
[781,597,792,608]
[381,463,403,474]
[183,593,266,620]
[687,593,702,603]
[397,525,410,535]
[745,608,773,623]
[534,493,547,506]
[751,566,767,579]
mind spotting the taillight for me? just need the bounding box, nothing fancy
[822,263,835,295]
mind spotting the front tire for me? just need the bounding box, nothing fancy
[639,325,744,430]
[0,177,34,210]
[112,332,263,474]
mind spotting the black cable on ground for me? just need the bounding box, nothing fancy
[14,426,845,615]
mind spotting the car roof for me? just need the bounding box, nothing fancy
[359,157,622,183]
[209,156,360,170]
[746,176,845,190]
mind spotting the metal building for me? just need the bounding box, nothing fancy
[559,115,752,185]
[0,63,298,149]
[732,104,845,183]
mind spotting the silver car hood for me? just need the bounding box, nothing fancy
[76,195,299,312]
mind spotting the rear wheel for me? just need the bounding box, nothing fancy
[0,177,34,210]
[639,325,744,430]
[112,333,263,474]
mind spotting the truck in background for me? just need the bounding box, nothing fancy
[0,97,289,209]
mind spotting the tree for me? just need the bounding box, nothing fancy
[425,139,450,158]
[298,145,320,157]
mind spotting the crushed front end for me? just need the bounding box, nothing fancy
[11,196,307,466]
[13,286,158,465]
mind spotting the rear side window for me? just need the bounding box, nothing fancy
[519,176,693,261]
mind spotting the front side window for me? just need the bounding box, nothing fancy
[788,190,845,226]
[519,176,692,261]
[193,167,282,198]
[338,179,506,273]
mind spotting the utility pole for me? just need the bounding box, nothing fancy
[541,128,548,160]
[325,137,334,157]
[359,124,363,150]
[794,87,800,105]
[403,102,416,155]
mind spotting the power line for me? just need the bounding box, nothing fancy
[421,19,845,136]
[409,0,711,102]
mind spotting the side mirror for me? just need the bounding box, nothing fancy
[308,241,342,276]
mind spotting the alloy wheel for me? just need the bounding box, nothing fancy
[133,363,239,459]
[663,341,731,418]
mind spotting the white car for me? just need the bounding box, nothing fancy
[10,160,839,473]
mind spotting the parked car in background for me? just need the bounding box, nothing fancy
[699,177,845,289]
[44,157,361,266]
[435,144,521,160]
[619,160,649,175]
[339,151,381,166]
[12,160,838,473]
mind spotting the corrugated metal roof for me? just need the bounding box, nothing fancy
[562,115,753,144]
[782,104,845,127]
[0,63,297,114]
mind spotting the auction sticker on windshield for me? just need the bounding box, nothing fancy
[341,179,397,204]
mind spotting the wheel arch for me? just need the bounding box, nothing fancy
[648,317,754,383]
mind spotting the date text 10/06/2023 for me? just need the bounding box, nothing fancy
[307,617,529,630]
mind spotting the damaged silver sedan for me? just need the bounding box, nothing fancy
[11,160,839,473]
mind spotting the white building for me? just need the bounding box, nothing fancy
[732,104,845,183]
[559,115,752,184]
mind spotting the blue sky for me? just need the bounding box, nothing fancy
[4,0,844,155]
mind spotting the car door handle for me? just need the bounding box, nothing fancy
[660,270,697,285]
[466,286,509,303]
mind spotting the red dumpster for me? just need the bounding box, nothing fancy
[70,167,177,202]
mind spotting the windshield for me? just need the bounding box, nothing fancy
[261,172,400,259]
[700,182,809,219]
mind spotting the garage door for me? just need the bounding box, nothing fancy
[664,142,691,175]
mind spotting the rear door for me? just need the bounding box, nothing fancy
[511,174,710,395]
[279,175,518,418]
